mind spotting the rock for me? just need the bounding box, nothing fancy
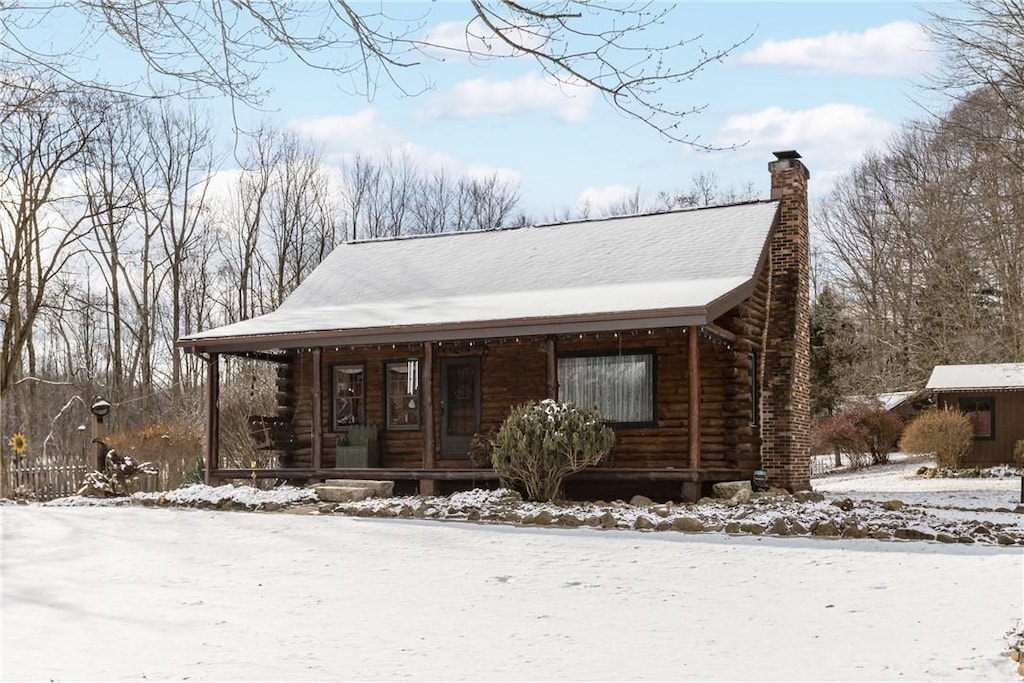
[769,518,790,536]
[634,516,656,530]
[467,509,481,521]
[957,536,975,544]
[323,479,394,498]
[997,534,1016,546]
[1018,660,1024,678]
[811,520,840,537]
[652,505,673,518]
[727,488,752,506]
[831,498,854,511]
[656,520,673,531]
[630,494,654,507]
[704,523,725,532]
[916,466,928,475]
[724,521,742,534]
[317,503,338,514]
[1010,648,1020,662]
[713,480,752,499]
[793,490,825,503]
[523,510,553,525]
[842,524,869,539]
[869,530,892,540]
[315,485,370,503]
[740,522,764,535]
[882,500,904,511]
[1014,505,1024,515]
[973,525,992,536]
[935,533,957,544]
[556,514,581,528]
[672,517,705,533]
[789,520,809,535]
[894,528,935,541]
[696,497,716,506]
[582,515,601,527]
[398,505,414,518]
[261,501,283,512]
[354,507,374,517]
[996,507,1013,513]
[600,511,618,529]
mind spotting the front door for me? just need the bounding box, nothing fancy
[441,357,481,459]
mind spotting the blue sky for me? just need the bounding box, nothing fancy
[254,2,939,216]
[36,1,942,217]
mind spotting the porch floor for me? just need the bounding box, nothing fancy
[211,466,744,484]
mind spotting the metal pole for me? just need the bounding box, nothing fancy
[93,417,105,472]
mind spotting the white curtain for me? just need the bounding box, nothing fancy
[558,354,653,423]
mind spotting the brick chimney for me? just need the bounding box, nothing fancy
[762,150,811,491]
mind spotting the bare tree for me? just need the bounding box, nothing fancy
[0,2,748,147]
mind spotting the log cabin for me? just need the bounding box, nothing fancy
[926,363,1024,465]
[177,151,813,500]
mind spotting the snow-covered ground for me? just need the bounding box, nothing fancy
[3,459,1023,681]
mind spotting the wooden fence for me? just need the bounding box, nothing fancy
[2,451,173,501]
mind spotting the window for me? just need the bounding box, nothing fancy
[332,364,365,429]
[749,351,760,426]
[958,397,994,439]
[386,360,421,430]
[557,352,655,425]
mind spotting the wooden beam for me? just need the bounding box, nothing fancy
[311,347,323,471]
[205,354,221,485]
[545,335,558,400]
[209,466,742,483]
[688,326,701,469]
[703,323,738,344]
[421,341,437,495]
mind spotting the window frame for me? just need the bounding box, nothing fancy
[749,350,760,426]
[330,363,366,431]
[384,359,422,432]
[556,349,657,429]
[957,395,995,440]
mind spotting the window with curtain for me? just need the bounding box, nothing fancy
[958,397,994,439]
[332,364,365,429]
[386,360,421,430]
[557,352,655,425]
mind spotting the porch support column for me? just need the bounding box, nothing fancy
[421,341,437,496]
[545,335,558,400]
[204,353,221,486]
[311,347,323,473]
[688,326,701,469]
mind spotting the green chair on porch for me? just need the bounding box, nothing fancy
[336,425,379,468]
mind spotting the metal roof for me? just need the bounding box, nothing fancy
[179,200,780,352]
[926,363,1024,391]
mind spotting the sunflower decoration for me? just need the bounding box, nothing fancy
[9,432,28,457]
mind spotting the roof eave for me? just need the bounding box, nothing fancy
[177,308,714,355]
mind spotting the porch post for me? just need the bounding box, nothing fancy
[205,353,221,485]
[421,341,437,495]
[688,326,701,469]
[311,347,323,473]
[545,335,558,400]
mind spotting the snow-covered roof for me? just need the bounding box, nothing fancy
[180,200,780,351]
[845,391,919,412]
[926,363,1024,392]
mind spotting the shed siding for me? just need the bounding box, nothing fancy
[936,390,1024,465]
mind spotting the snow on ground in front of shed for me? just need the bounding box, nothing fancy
[814,459,1021,510]
[2,504,1020,682]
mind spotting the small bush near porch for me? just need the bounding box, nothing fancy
[492,399,614,502]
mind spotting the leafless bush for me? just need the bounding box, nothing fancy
[899,409,973,469]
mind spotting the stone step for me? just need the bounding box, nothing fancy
[323,479,394,498]
[314,485,372,503]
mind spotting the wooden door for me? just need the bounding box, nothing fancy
[441,357,481,458]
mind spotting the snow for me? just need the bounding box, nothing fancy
[3,463,1023,681]
[926,362,1024,390]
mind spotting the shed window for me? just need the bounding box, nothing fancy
[332,364,365,429]
[386,360,421,430]
[557,352,654,425]
[958,397,994,439]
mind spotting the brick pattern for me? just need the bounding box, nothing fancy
[761,157,812,490]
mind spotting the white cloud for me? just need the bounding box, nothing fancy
[717,103,893,164]
[736,21,932,76]
[285,108,521,186]
[574,185,637,215]
[417,73,595,123]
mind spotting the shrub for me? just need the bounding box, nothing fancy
[106,421,203,490]
[812,405,904,469]
[467,430,496,468]
[812,412,871,469]
[491,399,615,502]
[1014,440,1024,468]
[78,447,159,497]
[899,409,973,469]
